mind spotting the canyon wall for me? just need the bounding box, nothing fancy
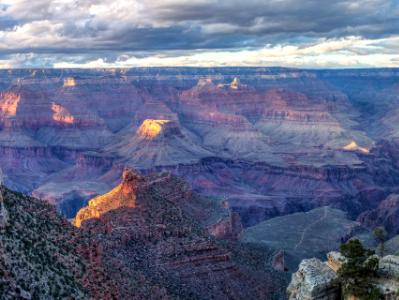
[1,68,399,232]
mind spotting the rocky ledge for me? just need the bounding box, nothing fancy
[287,252,399,300]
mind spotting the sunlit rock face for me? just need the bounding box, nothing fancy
[136,119,171,139]
[0,68,398,229]
[0,92,20,118]
[343,141,369,153]
[74,168,142,227]
[51,103,75,124]
[63,77,76,87]
[230,77,241,90]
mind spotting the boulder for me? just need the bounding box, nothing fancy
[379,255,399,278]
[287,258,340,300]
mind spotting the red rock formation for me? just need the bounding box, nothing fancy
[74,168,143,227]
[208,211,243,240]
[74,169,276,299]
[51,103,75,124]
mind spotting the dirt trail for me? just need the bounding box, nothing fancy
[294,206,328,251]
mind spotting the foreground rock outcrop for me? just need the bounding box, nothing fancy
[287,251,399,300]
[287,258,339,300]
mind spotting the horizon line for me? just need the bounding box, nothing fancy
[1,66,399,71]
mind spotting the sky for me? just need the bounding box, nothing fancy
[0,0,398,68]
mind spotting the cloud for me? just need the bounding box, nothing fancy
[0,0,398,67]
[47,36,399,68]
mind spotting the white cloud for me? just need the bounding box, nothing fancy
[0,20,67,49]
[49,36,399,68]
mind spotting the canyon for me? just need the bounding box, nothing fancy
[1,67,399,298]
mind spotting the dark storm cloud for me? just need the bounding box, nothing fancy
[0,0,398,67]
[149,0,398,36]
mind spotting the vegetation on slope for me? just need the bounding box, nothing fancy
[0,187,116,300]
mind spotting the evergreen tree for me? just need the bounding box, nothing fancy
[337,239,381,300]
